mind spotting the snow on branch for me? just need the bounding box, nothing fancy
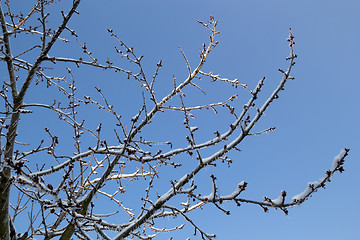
[0,5,349,240]
[291,148,349,204]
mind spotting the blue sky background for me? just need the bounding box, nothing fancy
[6,0,360,239]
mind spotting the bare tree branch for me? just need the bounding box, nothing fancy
[0,3,349,240]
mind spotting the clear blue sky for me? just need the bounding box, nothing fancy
[9,0,360,239]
